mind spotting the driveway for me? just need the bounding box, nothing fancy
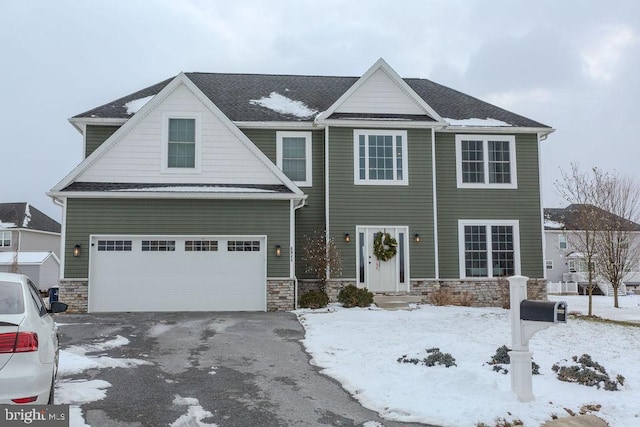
[57,312,432,426]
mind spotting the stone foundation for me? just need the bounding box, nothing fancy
[298,278,547,307]
[267,279,296,311]
[58,279,88,313]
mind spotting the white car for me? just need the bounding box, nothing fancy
[0,272,67,404]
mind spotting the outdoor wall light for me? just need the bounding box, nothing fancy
[73,244,81,257]
[414,234,421,242]
[344,233,350,243]
[275,244,282,257]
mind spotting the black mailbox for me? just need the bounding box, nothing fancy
[520,300,567,323]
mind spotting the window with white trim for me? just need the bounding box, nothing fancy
[276,131,312,186]
[162,113,201,173]
[455,135,517,188]
[354,130,408,185]
[546,260,553,270]
[558,234,567,250]
[458,220,520,278]
[0,231,11,247]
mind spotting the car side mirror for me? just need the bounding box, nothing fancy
[49,301,68,314]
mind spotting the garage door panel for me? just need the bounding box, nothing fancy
[89,236,267,312]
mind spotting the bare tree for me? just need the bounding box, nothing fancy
[593,173,640,308]
[301,230,343,288]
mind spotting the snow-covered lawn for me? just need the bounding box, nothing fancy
[297,294,640,427]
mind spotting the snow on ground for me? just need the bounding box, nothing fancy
[171,395,217,427]
[297,296,640,427]
[56,334,151,427]
[249,92,317,118]
[549,293,640,323]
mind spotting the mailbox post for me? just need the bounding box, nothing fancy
[508,275,567,402]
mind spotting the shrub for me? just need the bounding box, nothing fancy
[429,287,455,306]
[552,354,624,391]
[337,285,373,308]
[397,348,457,368]
[487,345,540,375]
[298,290,329,309]
[455,291,476,307]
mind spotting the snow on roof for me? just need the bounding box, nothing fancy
[110,186,277,193]
[544,220,565,229]
[22,203,31,228]
[249,92,318,118]
[0,252,56,264]
[124,95,155,115]
[444,117,512,127]
[0,221,16,229]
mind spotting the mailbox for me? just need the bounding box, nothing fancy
[520,300,567,323]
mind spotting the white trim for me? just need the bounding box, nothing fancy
[457,219,521,279]
[0,230,12,248]
[161,113,202,174]
[325,126,330,257]
[276,131,312,187]
[353,129,409,186]
[431,128,439,279]
[558,234,568,250]
[8,228,60,237]
[538,133,547,280]
[289,200,295,278]
[316,58,446,124]
[442,126,554,135]
[355,225,410,292]
[59,199,67,280]
[235,121,321,130]
[455,134,518,189]
[47,191,305,201]
[546,260,554,270]
[318,119,444,129]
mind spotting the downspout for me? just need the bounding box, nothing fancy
[324,125,330,281]
[537,132,547,281]
[432,128,440,279]
[293,198,306,310]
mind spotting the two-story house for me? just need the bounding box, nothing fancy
[49,59,553,313]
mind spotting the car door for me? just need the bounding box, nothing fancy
[25,280,57,366]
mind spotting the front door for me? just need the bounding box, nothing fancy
[357,226,408,293]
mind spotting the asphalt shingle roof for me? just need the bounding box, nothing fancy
[0,203,61,233]
[544,205,640,231]
[73,72,550,128]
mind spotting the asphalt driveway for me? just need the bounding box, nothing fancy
[56,312,431,426]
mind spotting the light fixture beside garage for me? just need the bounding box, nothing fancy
[414,234,421,242]
[73,244,81,257]
[344,233,351,243]
[275,244,282,257]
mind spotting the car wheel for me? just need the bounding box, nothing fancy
[47,375,55,405]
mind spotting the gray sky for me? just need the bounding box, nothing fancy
[2,0,638,221]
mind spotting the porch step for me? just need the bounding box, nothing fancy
[373,295,421,310]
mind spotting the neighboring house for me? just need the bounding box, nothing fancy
[0,203,62,290]
[544,205,640,295]
[49,58,553,313]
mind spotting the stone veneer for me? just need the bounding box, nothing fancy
[58,279,296,313]
[299,278,547,307]
[58,279,88,313]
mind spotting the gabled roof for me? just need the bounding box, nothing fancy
[544,205,640,231]
[0,203,61,233]
[72,63,550,129]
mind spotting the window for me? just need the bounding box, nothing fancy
[141,240,176,252]
[558,234,567,250]
[98,240,132,251]
[0,231,11,247]
[458,220,520,278]
[162,113,201,172]
[185,240,218,252]
[546,260,553,270]
[354,130,408,185]
[228,241,260,252]
[455,135,517,188]
[276,131,312,186]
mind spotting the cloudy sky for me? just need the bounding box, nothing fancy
[2,0,638,220]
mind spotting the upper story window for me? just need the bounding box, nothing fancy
[0,231,11,247]
[354,130,408,185]
[458,220,521,278]
[276,131,312,186]
[162,113,201,173]
[455,135,517,189]
[558,234,567,250]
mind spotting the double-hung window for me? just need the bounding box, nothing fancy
[354,130,408,185]
[0,231,11,247]
[163,113,201,172]
[276,131,312,186]
[455,135,517,188]
[458,220,520,278]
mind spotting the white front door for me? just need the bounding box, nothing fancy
[357,226,409,293]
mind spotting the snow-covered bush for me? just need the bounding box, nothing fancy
[552,354,625,391]
[397,348,457,368]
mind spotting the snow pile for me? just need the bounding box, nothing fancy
[124,95,155,115]
[544,219,565,229]
[297,300,640,426]
[249,92,317,118]
[22,203,31,228]
[445,117,512,127]
[171,395,217,427]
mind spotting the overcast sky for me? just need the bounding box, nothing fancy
[1,0,638,221]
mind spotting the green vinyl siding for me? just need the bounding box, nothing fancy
[64,198,290,278]
[242,129,325,278]
[85,125,120,158]
[436,133,543,279]
[328,127,435,278]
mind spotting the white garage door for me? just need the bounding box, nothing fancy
[89,235,267,312]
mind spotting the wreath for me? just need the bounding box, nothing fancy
[373,232,397,261]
